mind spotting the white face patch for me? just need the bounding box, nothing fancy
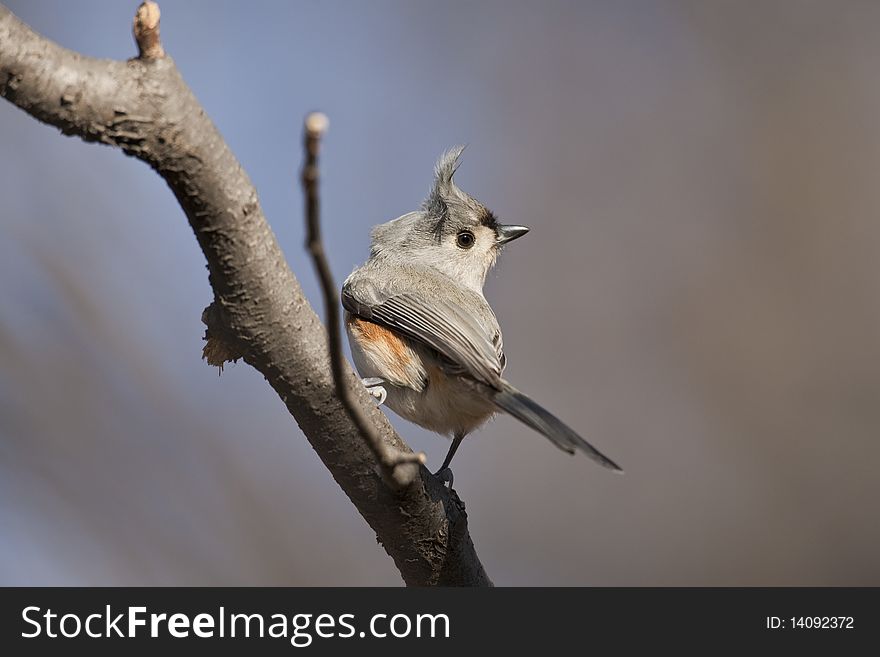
[439,224,499,290]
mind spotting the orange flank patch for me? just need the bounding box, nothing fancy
[347,315,416,382]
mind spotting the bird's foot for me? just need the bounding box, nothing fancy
[361,377,387,405]
[434,466,454,490]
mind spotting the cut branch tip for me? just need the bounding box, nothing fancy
[305,112,329,138]
[134,1,165,60]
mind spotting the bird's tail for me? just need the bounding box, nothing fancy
[490,380,623,473]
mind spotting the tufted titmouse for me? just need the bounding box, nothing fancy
[342,147,622,480]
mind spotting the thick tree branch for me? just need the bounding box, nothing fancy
[0,2,491,586]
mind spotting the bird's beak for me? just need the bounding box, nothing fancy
[496,224,530,245]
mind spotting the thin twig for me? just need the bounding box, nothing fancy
[301,113,425,488]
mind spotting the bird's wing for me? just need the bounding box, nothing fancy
[492,329,506,372]
[342,278,503,387]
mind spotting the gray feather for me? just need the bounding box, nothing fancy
[490,381,624,473]
[342,275,503,386]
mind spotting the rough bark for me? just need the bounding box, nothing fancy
[0,2,491,586]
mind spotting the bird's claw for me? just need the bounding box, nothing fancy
[369,386,387,405]
[361,378,387,406]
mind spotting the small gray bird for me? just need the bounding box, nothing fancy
[343,147,622,481]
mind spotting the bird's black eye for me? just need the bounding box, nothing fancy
[456,230,476,249]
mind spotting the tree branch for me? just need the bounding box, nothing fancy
[133,1,164,60]
[0,1,491,586]
[300,113,426,488]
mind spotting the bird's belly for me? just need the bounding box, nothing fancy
[345,314,495,436]
[384,368,496,437]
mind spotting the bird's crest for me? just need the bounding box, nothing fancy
[424,145,467,239]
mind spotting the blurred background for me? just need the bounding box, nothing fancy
[2,0,879,585]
